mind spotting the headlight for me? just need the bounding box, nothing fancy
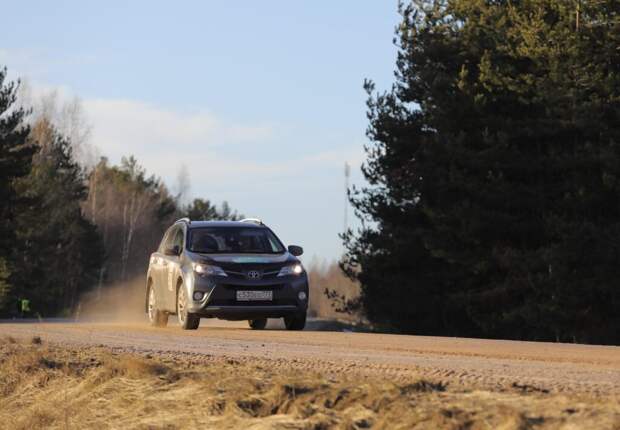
[277,264,304,277]
[193,263,227,277]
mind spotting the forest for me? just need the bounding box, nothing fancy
[0,71,239,317]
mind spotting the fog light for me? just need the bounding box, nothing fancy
[298,292,307,301]
[193,291,204,301]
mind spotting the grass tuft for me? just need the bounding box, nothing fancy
[4,335,17,344]
[400,380,447,393]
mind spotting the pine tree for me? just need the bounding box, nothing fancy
[346,1,620,343]
[0,68,34,312]
[12,119,104,315]
[184,198,241,221]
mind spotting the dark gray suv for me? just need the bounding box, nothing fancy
[145,218,308,330]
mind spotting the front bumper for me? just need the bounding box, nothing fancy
[200,305,299,320]
[187,273,308,320]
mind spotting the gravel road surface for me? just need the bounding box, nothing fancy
[2,320,619,396]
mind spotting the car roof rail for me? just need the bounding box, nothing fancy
[175,217,191,225]
[240,218,264,226]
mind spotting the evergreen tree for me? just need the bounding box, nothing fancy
[11,119,104,315]
[184,198,241,221]
[345,1,620,343]
[0,68,34,312]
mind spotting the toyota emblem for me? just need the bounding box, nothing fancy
[247,270,262,280]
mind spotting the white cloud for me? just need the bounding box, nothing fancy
[81,98,279,183]
[84,98,273,152]
[78,97,364,190]
[13,80,366,193]
[14,78,364,187]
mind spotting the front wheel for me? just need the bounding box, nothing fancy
[283,312,306,331]
[248,318,267,330]
[148,286,168,328]
[177,287,200,330]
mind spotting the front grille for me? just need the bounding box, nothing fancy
[219,263,284,280]
[223,269,280,280]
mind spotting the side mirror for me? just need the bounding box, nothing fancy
[165,245,181,256]
[288,245,303,257]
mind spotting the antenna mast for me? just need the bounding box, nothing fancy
[344,162,350,233]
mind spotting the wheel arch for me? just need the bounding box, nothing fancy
[175,276,185,311]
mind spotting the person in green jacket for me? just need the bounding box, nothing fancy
[19,298,31,318]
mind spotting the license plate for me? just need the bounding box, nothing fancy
[236,290,273,301]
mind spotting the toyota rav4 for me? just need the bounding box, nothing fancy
[145,218,308,330]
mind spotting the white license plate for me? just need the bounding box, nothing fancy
[236,290,273,301]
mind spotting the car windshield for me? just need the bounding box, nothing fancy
[188,227,285,254]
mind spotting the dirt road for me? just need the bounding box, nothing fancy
[2,320,619,397]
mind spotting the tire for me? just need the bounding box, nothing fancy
[248,318,267,330]
[177,286,200,330]
[284,311,306,331]
[147,286,168,328]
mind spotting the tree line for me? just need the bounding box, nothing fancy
[343,0,620,344]
[0,68,239,317]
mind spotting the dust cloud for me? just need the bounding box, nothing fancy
[75,277,148,323]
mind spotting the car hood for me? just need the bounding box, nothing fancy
[197,253,296,265]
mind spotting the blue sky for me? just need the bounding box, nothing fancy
[1,1,400,262]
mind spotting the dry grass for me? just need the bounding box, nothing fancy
[0,337,618,429]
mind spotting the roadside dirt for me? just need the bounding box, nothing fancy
[1,337,619,429]
[1,322,619,428]
[2,321,619,397]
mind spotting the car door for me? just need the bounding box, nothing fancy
[161,226,185,311]
[152,227,174,309]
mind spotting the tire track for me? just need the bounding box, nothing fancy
[2,322,619,396]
